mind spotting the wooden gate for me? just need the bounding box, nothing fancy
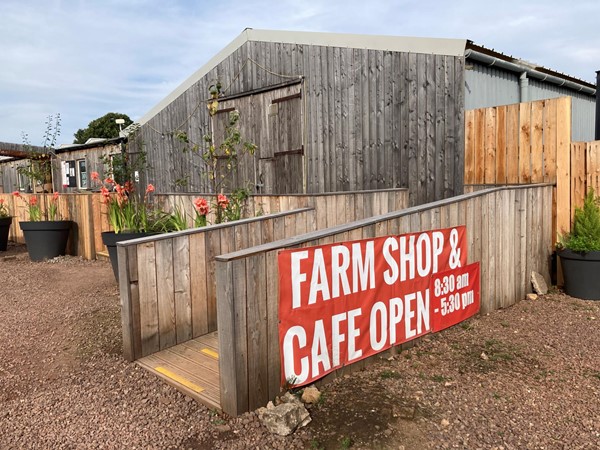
[213,83,304,194]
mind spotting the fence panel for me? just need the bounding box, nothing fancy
[215,184,553,415]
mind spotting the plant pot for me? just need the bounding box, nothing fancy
[20,220,72,261]
[0,216,12,251]
[558,249,600,300]
[102,231,153,282]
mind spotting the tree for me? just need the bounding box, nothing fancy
[73,112,133,144]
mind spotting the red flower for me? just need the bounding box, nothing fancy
[194,197,209,216]
[217,194,229,209]
[124,181,134,193]
[104,177,114,185]
[12,191,20,198]
[0,199,4,206]
[52,191,59,201]
[91,171,100,182]
[30,196,38,206]
[145,184,155,194]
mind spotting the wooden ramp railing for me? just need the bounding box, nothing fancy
[215,184,553,415]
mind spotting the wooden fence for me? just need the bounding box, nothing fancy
[117,208,316,361]
[117,189,409,361]
[155,188,408,230]
[0,189,408,261]
[215,184,553,415]
[464,96,600,242]
[0,192,111,259]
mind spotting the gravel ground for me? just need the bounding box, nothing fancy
[2,242,600,449]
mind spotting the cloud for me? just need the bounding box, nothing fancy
[0,0,598,144]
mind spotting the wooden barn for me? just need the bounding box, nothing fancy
[132,29,467,206]
[0,138,124,194]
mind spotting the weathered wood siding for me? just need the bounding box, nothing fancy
[135,40,464,205]
[155,188,408,229]
[0,192,111,259]
[52,144,120,193]
[215,184,553,415]
[117,208,315,361]
[118,188,409,361]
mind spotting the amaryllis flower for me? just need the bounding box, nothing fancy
[12,191,20,198]
[217,194,229,209]
[52,191,59,201]
[91,171,100,182]
[104,177,114,185]
[124,181,134,193]
[145,184,155,194]
[30,196,38,206]
[194,197,209,216]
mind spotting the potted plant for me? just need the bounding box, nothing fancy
[0,198,12,251]
[92,172,164,281]
[13,191,72,261]
[557,188,600,300]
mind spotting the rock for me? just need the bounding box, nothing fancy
[441,418,450,427]
[301,386,321,404]
[258,401,311,436]
[531,272,548,295]
[394,405,416,420]
[266,401,275,410]
[480,352,489,361]
[526,293,538,301]
[215,424,231,433]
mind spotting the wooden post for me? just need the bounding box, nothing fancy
[555,97,572,239]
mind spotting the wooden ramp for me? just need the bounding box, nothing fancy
[136,331,221,410]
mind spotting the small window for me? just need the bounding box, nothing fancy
[77,159,88,189]
[62,160,77,188]
[18,169,30,192]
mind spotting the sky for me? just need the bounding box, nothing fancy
[1,0,599,146]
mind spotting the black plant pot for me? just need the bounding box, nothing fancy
[559,249,600,300]
[20,220,72,261]
[102,231,151,282]
[0,216,12,251]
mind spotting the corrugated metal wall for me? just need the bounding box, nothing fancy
[464,63,520,109]
[465,61,595,141]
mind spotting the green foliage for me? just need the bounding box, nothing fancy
[73,112,132,144]
[559,188,600,252]
[18,114,61,191]
[175,80,257,194]
[100,150,147,186]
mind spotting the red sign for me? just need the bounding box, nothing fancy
[278,226,480,387]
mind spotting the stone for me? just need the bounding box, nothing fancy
[480,352,489,361]
[215,424,231,433]
[301,386,321,404]
[394,405,416,420]
[441,418,450,427]
[531,272,548,295]
[526,293,538,301]
[258,401,311,436]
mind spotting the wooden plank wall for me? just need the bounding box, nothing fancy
[117,208,315,361]
[0,192,111,259]
[215,184,553,416]
[569,141,600,224]
[155,189,409,229]
[118,189,409,362]
[0,189,407,261]
[464,97,571,239]
[136,40,465,206]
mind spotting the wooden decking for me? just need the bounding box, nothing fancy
[136,331,220,410]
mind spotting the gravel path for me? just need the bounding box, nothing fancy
[2,243,600,449]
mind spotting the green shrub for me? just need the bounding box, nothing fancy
[559,188,600,252]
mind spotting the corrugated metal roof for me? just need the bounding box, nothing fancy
[466,41,595,90]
